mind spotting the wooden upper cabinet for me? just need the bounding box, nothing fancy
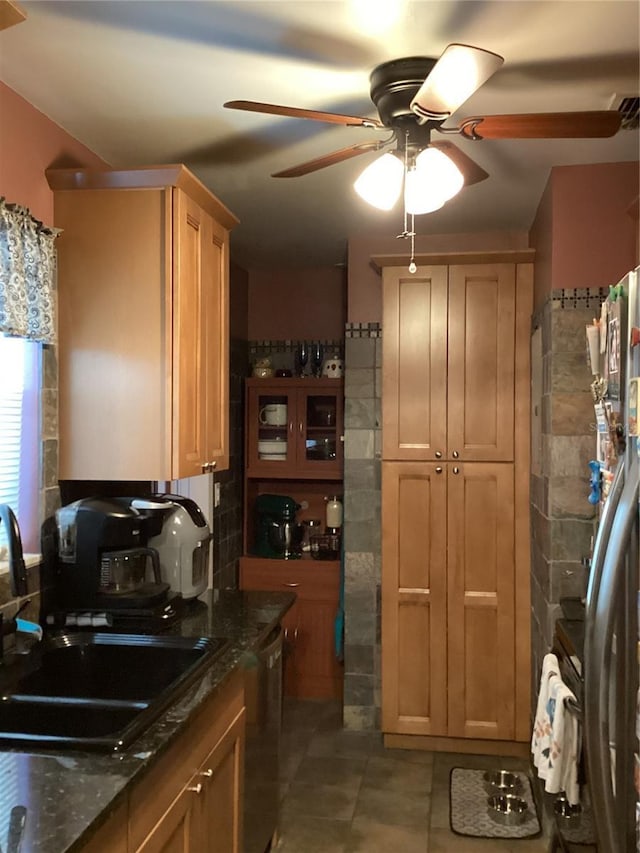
[382,260,519,462]
[382,266,448,461]
[447,264,515,461]
[47,165,237,481]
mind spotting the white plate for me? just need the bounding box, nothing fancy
[258,439,287,453]
[259,452,287,460]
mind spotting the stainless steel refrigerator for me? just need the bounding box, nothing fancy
[584,266,639,852]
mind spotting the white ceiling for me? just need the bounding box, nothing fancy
[1,0,638,269]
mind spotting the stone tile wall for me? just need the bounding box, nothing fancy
[211,337,248,590]
[529,287,606,693]
[342,326,382,730]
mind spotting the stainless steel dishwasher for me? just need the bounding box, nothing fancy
[243,625,283,853]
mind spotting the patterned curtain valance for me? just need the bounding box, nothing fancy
[0,198,61,344]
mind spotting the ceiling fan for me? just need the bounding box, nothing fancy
[224,43,621,214]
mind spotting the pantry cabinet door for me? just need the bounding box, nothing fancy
[382,267,448,460]
[446,462,515,740]
[381,462,448,736]
[447,264,515,462]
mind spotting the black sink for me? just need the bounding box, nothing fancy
[0,633,229,751]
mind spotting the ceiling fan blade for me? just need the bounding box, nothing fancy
[430,141,488,186]
[410,43,504,120]
[224,100,383,128]
[454,111,622,139]
[272,142,384,178]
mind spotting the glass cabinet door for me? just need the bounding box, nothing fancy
[254,390,292,467]
[304,394,338,462]
[246,380,343,478]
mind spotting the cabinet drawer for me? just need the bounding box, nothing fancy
[240,558,340,600]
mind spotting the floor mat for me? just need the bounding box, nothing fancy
[449,767,541,840]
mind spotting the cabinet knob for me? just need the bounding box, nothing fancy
[187,783,203,795]
[452,451,459,459]
[435,451,442,459]
[199,769,213,778]
[283,582,299,588]
[453,467,460,474]
[435,466,443,474]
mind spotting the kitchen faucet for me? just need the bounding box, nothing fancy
[0,504,28,597]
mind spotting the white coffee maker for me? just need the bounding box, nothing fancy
[130,495,212,599]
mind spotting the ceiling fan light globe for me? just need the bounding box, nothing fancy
[354,152,404,210]
[414,146,464,202]
[404,168,446,215]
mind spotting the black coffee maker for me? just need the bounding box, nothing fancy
[51,497,170,618]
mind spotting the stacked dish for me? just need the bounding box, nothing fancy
[258,438,287,460]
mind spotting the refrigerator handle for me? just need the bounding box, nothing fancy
[584,462,639,853]
[585,458,625,621]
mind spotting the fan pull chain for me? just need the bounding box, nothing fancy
[409,217,416,274]
[396,131,416,273]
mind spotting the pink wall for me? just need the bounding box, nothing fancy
[347,230,531,323]
[248,267,346,340]
[551,162,639,288]
[530,161,639,311]
[0,82,107,222]
[529,178,554,313]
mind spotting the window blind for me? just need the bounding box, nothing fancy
[0,335,27,547]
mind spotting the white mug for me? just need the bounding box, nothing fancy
[259,403,287,426]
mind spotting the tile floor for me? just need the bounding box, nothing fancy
[274,699,550,853]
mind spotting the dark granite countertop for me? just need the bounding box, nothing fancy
[0,589,295,853]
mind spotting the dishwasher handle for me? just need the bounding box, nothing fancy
[258,625,283,669]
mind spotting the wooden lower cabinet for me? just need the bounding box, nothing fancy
[382,461,518,743]
[240,558,343,700]
[81,670,245,853]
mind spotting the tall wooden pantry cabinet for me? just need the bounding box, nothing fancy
[380,253,533,754]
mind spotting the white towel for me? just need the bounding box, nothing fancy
[531,653,559,770]
[531,656,580,806]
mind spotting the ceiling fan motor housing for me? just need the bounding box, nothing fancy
[370,57,437,127]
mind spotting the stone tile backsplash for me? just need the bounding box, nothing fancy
[343,333,382,730]
[530,288,602,700]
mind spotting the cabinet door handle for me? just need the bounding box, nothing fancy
[453,467,460,474]
[452,451,459,459]
[293,628,298,641]
[435,451,442,459]
[201,463,208,474]
[283,582,299,588]
[187,783,203,795]
[199,769,213,778]
[435,466,443,474]
[299,422,304,434]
